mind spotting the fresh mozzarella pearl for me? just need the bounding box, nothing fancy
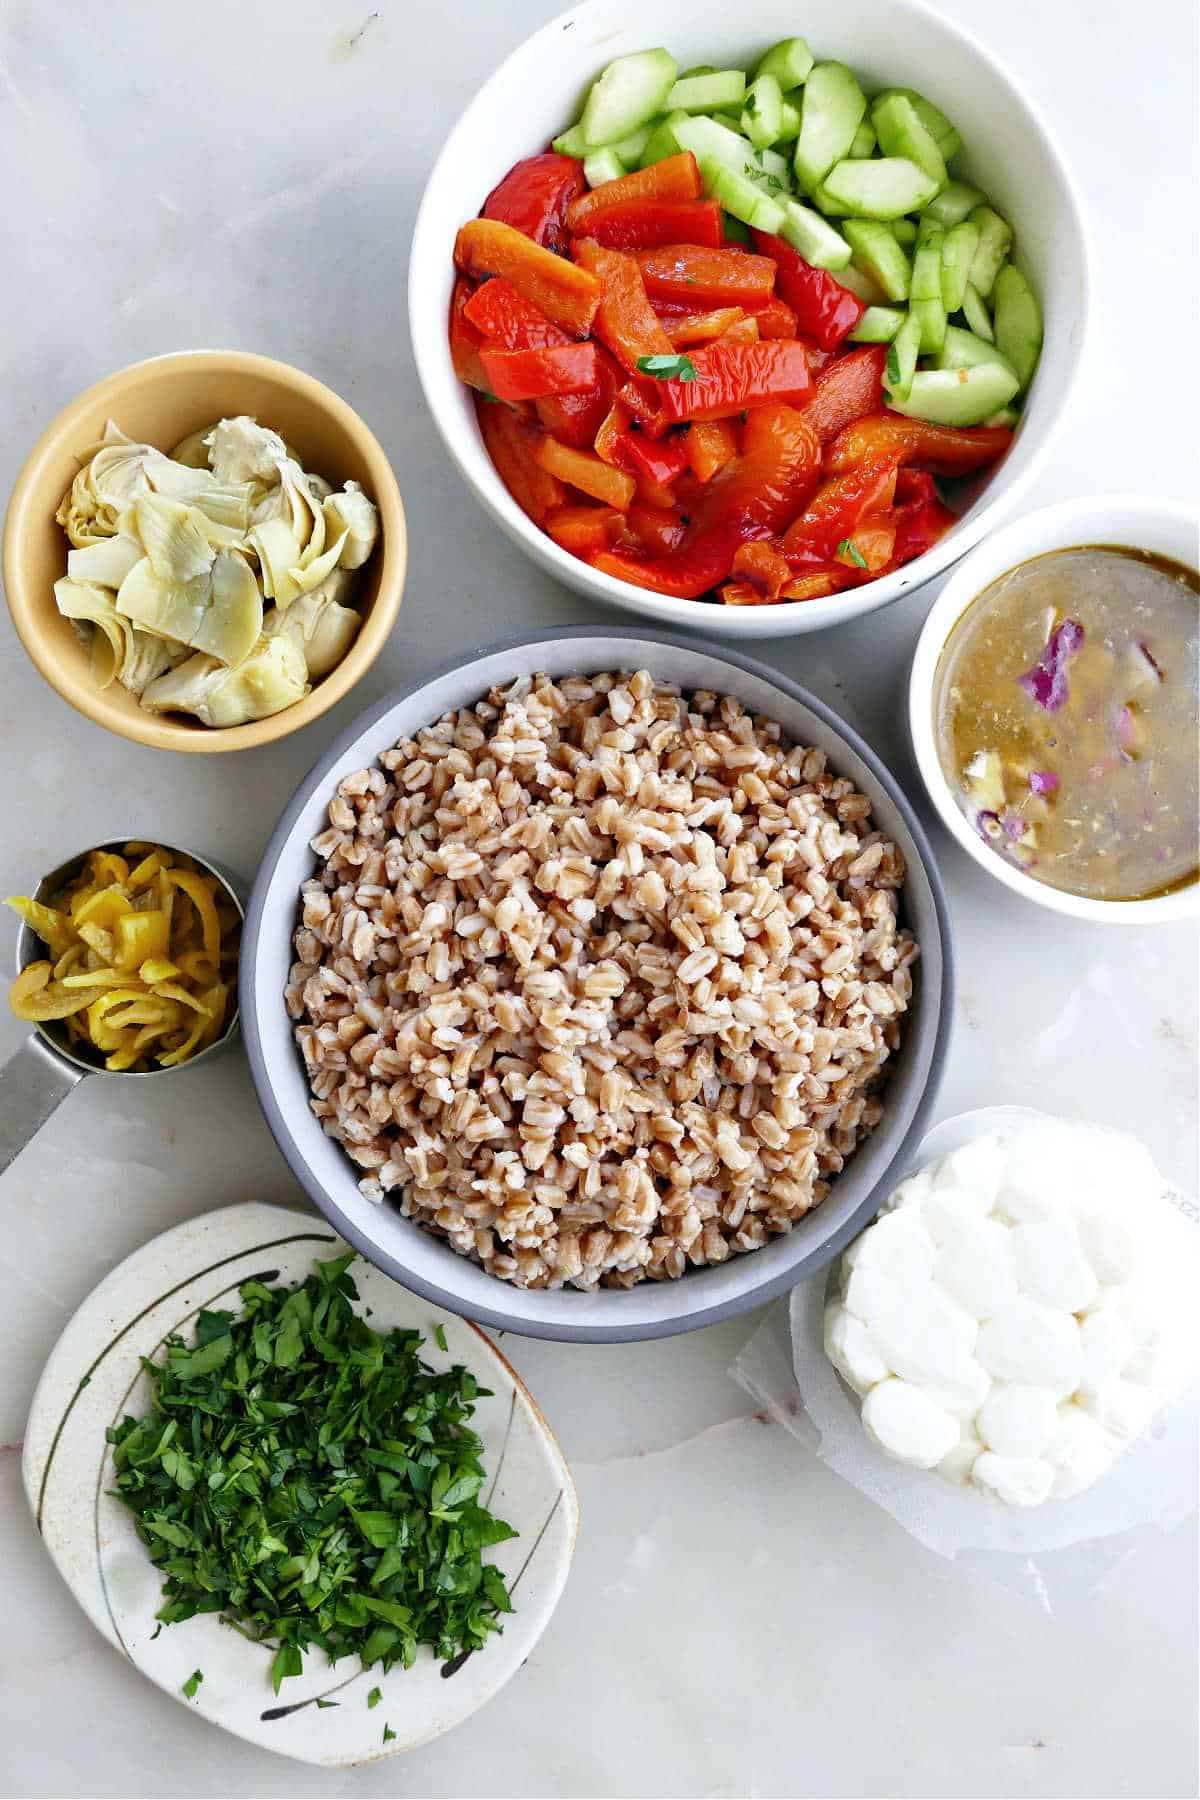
[862,1379,959,1469]
[971,1452,1055,1508]
[977,1384,1059,1457]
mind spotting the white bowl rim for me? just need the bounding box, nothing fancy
[408,0,1092,638]
[241,624,955,1341]
[908,493,1200,924]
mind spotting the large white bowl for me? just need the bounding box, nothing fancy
[908,495,1199,924]
[409,0,1089,639]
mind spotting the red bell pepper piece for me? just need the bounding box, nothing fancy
[686,417,739,482]
[593,403,820,598]
[730,539,794,598]
[449,277,489,391]
[566,152,701,231]
[625,340,810,431]
[664,307,746,347]
[545,504,625,558]
[483,152,585,256]
[535,436,637,510]
[480,343,602,401]
[719,315,760,344]
[455,218,600,335]
[890,492,957,566]
[463,278,570,349]
[582,199,723,252]
[825,414,1014,477]
[834,522,897,574]
[782,459,899,561]
[535,345,623,448]
[634,245,777,310]
[615,429,690,487]
[573,239,674,373]
[625,498,686,557]
[750,229,864,350]
[777,571,842,602]
[803,346,886,442]
[894,468,938,505]
[477,399,564,525]
[753,296,799,340]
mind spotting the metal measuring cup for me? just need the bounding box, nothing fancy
[0,839,244,1178]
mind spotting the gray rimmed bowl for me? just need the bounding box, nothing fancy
[241,627,954,1342]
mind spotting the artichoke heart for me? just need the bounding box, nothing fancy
[53,577,131,688]
[247,517,303,606]
[324,481,380,570]
[288,527,348,599]
[262,568,362,678]
[141,634,308,727]
[134,494,216,583]
[66,532,144,588]
[116,548,263,668]
[205,415,289,484]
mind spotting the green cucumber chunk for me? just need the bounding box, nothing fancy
[870,87,961,161]
[889,218,918,247]
[871,93,947,189]
[609,121,656,164]
[843,218,911,301]
[778,197,852,269]
[793,62,868,191]
[849,119,877,157]
[884,310,922,402]
[667,69,747,114]
[938,324,1016,380]
[961,281,995,340]
[888,361,1020,425]
[705,161,786,235]
[984,406,1021,428]
[638,110,689,167]
[756,37,814,90]
[583,147,626,188]
[819,157,939,219]
[992,263,1043,389]
[836,261,888,306]
[749,144,793,189]
[911,232,947,353]
[778,94,803,139]
[673,113,753,176]
[741,73,784,149]
[582,49,678,148]
[939,220,980,313]
[849,305,905,343]
[967,205,1013,298]
[925,180,985,227]
[915,211,943,246]
[551,123,589,158]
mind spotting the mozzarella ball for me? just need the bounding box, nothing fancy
[977,1384,1059,1457]
[862,1379,960,1469]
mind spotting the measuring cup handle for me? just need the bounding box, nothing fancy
[0,1035,86,1178]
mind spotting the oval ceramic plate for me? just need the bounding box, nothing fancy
[22,1202,578,1767]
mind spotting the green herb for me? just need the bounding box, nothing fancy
[367,1686,382,1709]
[837,538,868,569]
[181,1669,203,1701]
[433,1325,448,1354]
[635,353,697,383]
[78,1375,91,1390]
[885,345,901,386]
[383,1723,397,1744]
[745,158,786,195]
[315,1698,339,1709]
[107,1253,517,1693]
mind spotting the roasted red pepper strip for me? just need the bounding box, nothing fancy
[803,346,886,442]
[614,429,690,486]
[593,403,820,598]
[449,277,489,391]
[477,398,564,525]
[825,414,1014,476]
[463,278,570,349]
[625,498,686,557]
[730,539,794,598]
[483,152,585,256]
[782,459,899,561]
[545,504,625,558]
[686,417,739,482]
[753,296,799,340]
[566,152,701,231]
[535,345,623,448]
[625,339,810,431]
[480,343,601,401]
[889,492,957,565]
[455,218,600,335]
[584,199,723,252]
[750,230,864,350]
[664,307,746,347]
[536,436,637,509]
[573,239,674,373]
[834,522,896,574]
[634,245,777,309]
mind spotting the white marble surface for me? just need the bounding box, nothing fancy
[0,1,1196,1795]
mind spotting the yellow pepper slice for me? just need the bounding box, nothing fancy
[167,869,221,967]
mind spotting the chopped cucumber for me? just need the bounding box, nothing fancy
[938,324,1016,380]
[581,48,678,148]
[889,218,918,247]
[915,211,943,246]
[793,62,868,191]
[583,147,626,188]
[552,123,590,158]
[723,212,753,246]
[678,66,717,78]
[884,310,922,402]
[778,94,803,140]
[609,121,656,164]
[711,112,746,134]
[756,37,814,90]
[888,362,1020,426]
[925,180,985,227]
[849,304,905,342]
[836,261,888,306]
[749,144,793,189]
[992,263,1043,389]
[911,231,947,354]
[667,69,746,114]
[871,93,947,189]
[869,87,961,162]
[705,160,786,235]
[741,73,783,149]
[843,219,911,301]
[967,205,1012,298]
[961,281,995,341]
[809,181,842,216]
[849,119,877,158]
[638,109,689,167]
[778,197,852,269]
[673,113,754,176]
[819,157,939,219]
[984,406,1021,428]
[939,220,979,313]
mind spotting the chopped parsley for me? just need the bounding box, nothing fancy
[837,538,869,569]
[383,1723,397,1744]
[181,1669,203,1701]
[433,1324,448,1354]
[367,1686,382,1709]
[635,353,697,383]
[315,1698,339,1709]
[107,1253,517,1694]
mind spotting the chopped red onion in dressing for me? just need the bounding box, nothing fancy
[1017,618,1084,712]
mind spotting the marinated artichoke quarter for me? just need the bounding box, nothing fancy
[53,416,381,727]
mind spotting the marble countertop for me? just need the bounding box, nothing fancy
[0,1,1195,1794]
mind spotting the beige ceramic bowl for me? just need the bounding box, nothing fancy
[3,351,407,753]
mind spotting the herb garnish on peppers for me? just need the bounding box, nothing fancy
[636,352,697,381]
[107,1253,517,1693]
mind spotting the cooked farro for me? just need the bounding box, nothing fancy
[286,671,918,1291]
